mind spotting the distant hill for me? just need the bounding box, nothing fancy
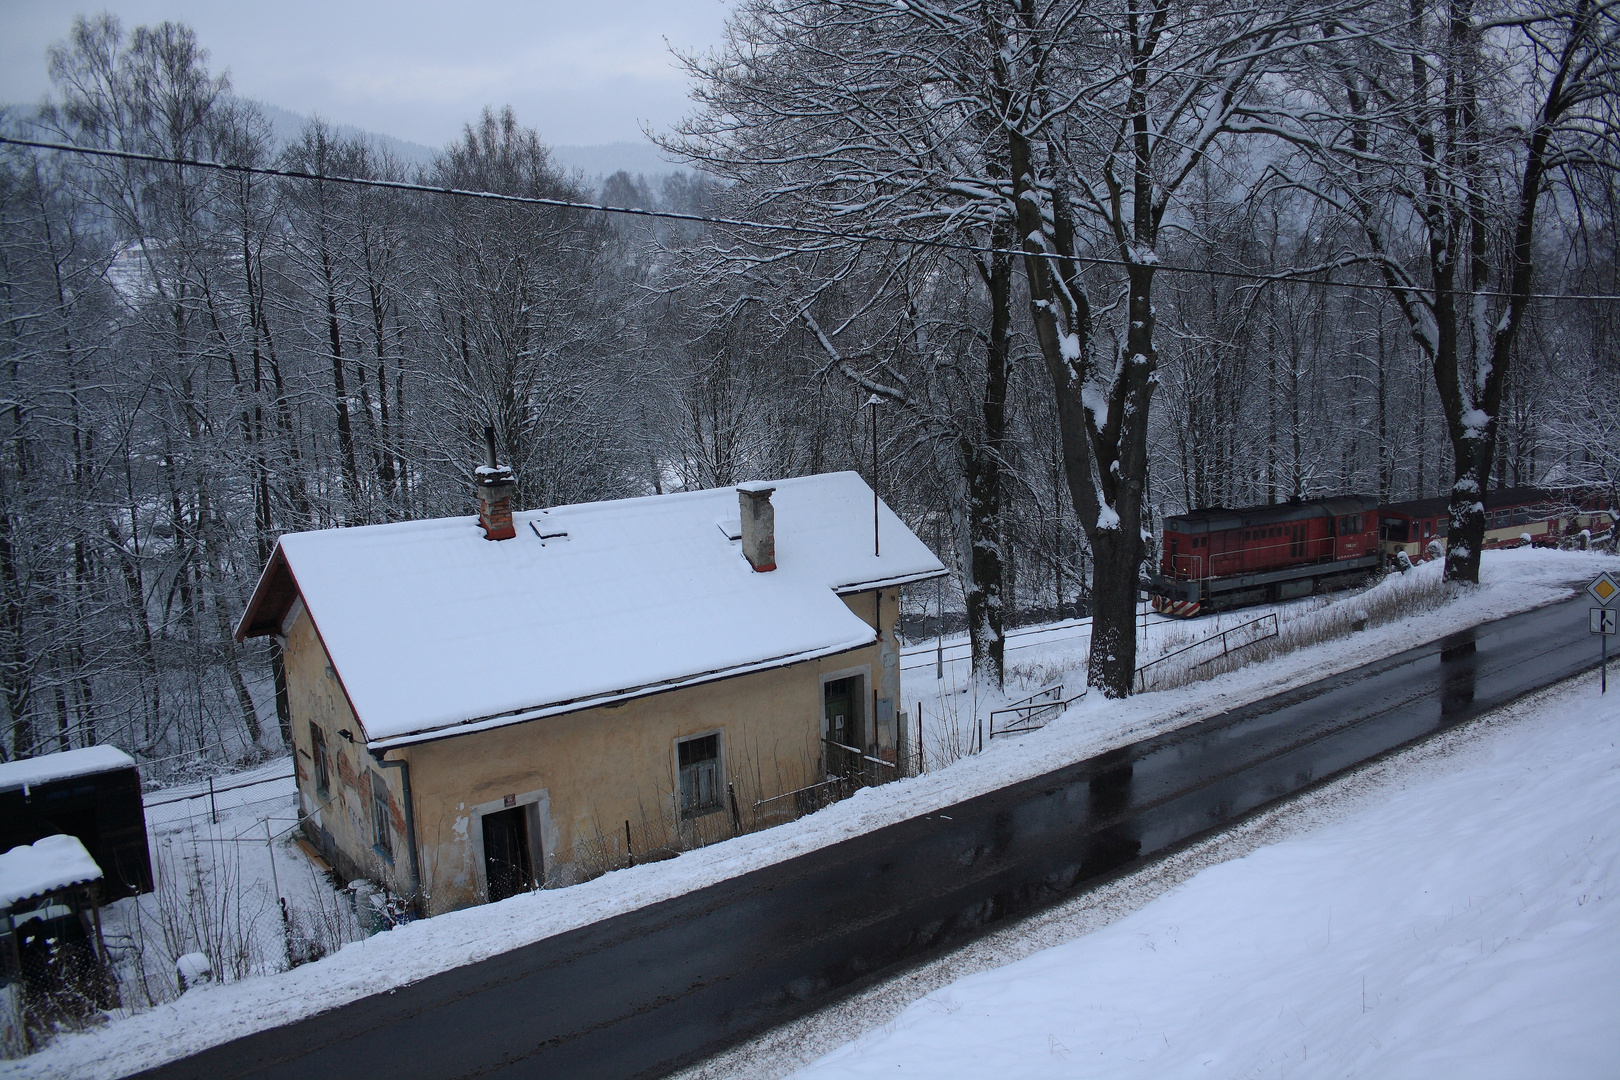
[5,98,691,194]
[250,103,686,187]
[549,141,686,182]
[249,100,440,168]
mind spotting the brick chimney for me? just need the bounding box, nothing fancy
[475,425,516,541]
[737,482,776,572]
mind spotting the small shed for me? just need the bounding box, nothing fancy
[0,835,116,1054]
[0,747,152,901]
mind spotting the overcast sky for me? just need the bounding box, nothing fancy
[0,1,735,148]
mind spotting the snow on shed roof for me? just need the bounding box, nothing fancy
[0,834,103,909]
[238,471,945,749]
[0,745,136,794]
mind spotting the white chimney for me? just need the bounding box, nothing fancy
[737,482,776,572]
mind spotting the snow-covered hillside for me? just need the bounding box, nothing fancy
[787,671,1620,1079]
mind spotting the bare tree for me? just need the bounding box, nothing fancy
[1256,0,1620,579]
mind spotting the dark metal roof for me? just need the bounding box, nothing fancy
[1379,486,1554,520]
[1164,494,1378,534]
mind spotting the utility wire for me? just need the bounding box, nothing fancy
[4,134,1617,302]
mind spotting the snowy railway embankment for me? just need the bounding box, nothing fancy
[11,548,1617,1079]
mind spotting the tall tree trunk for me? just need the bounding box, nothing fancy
[0,493,33,760]
[197,480,262,749]
[962,242,1013,687]
[319,211,361,519]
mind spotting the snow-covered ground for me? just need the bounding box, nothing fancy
[7,548,1614,1078]
[73,757,366,1031]
[780,670,1620,1079]
[901,548,1599,773]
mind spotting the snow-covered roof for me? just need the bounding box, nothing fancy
[0,745,136,794]
[0,834,103,909]
[237,471,946,749]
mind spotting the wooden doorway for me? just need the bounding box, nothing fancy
[823,676,863,750]
[481,806,533,903]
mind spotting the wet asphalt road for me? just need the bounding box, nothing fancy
[139,593,1600,1080]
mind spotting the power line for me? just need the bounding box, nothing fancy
[4,134,1617,302]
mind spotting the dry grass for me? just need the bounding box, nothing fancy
[1005,659,1068,691]
[922,661,979,770]
[1142,572,1461,693]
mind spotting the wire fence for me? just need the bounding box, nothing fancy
[143,767,296,835]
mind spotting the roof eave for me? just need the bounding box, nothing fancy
[3,874,104,911]
[366,633,880,753]
[235,544,297,641]
[832,566,950,595]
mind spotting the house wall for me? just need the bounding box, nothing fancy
[283,587,903,916]
[284,604,413,898]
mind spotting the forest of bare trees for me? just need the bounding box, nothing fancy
[1,3,1614,770]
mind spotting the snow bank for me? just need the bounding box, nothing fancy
[791,673,1620,1079]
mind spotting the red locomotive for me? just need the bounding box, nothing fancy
[1151,485,1615,618]
[1151,496,1381,617]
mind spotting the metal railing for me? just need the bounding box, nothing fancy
[753,776,850,822]
[988,683,1086,739]
[822,738,898,780]
[752,741,900,824]
[1134,612,1279,691]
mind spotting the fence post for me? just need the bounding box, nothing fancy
[728,783,742,834]
[916,706,924,775]
[625,820,634,867]
[209,777,217,825]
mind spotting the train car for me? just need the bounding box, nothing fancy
[1151,495,1380,617]
[1378,486,1567,563]
[1548,486,1617,545]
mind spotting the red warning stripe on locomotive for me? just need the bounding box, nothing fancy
[1152,596,1202,619]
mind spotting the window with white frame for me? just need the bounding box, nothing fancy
[677,733,722,817]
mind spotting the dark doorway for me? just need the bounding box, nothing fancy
[481,806,533,903]
[823,677,862,749]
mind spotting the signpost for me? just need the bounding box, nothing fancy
[1589,572,1620,694]
[1593,607,1617,693]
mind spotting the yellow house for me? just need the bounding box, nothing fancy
[236,471,945,915]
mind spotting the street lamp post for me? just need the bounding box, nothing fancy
[867,394,884,557]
